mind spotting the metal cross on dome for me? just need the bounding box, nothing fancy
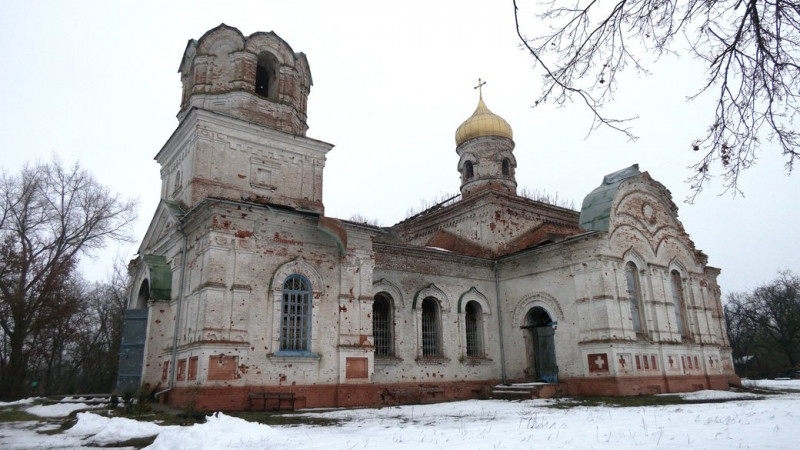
[474,78,487,98]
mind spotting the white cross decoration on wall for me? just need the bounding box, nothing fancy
[594,356,605,369]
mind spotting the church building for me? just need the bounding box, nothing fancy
[118,25,738,410]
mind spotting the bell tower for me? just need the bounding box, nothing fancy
[454,80,516,199]
[156,24,332,213]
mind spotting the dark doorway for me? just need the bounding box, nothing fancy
[523,307,558,383]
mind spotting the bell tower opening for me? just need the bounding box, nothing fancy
[256,51,279,100]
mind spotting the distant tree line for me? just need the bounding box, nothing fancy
[725,271,800,379]
[0,159,136,400]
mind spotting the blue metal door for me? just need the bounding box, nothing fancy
[535,326,558,383]
[116,308,148,393]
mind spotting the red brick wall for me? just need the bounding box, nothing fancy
[164,380,498,411]
[160,375,740,411]
[207,355,238,381]
[563,374,737,397]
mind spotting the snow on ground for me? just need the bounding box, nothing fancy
[0,398,37,408]
[0,379,798,449]
[66,412,171,445]
[25,402,101,417]
[148,413,281,449]
[743,378,800,390]
[659,389,762,401]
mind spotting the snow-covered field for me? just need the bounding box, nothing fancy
[1,379,797,449]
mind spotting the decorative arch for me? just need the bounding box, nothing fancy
[373,278,405,308]
[457,152,479,172]
[457,287,491,315]
[668,258,688,278]
[412,284,449,311]
[622,247,648,271]
[196,25,245,55]
[492,151,517,167]
[245,32,296,66]
[512,292,564,328]
[269,257,324,297]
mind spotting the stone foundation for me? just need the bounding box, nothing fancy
[563,374,739,397]
[162,380,498,411]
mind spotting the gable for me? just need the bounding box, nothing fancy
[607,173,705,268]
[137,200,185,255]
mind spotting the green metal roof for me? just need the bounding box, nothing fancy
[579,164,641,232]
[143,254,172,301]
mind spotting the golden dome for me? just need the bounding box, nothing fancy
[455,96,513,146]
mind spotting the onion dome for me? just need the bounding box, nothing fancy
[455,96,513,146]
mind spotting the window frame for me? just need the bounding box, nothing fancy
[372,293,394,357]
[464,300,484,357]
[670,270,691,339]
[625,261,647,336]
[278,274,313,355]
[420,297,442,357]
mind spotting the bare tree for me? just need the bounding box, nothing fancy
[0,159,137,399]
[514,0,800,200]
[724,271,800,377]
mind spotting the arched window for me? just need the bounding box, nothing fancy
[625,262,646,334]
[421,297,441,356]
[373,293,393,357]
[280,274,312,352]
[465,301,483,357]
[502,158,511,176]
[255,51,279,99]
[464,161,474,180]
[670,270,689,338]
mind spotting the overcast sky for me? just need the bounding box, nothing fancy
[1,0,797,295]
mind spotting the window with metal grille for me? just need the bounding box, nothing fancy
[465,301,482,357]
[280,274,312,352]
[625,262,645,334]
[670,270,689,338]
[421,297,441,356]
[373,294,393,356]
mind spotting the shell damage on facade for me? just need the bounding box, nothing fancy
[121,25,738,411]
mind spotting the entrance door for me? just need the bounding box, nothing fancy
[116,308,148,393]
[524,307,558,383]
[535,326,558,383]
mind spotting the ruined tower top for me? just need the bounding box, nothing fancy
[177,24,312,136]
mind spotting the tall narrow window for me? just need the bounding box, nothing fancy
[502,158,511,176]
[421,297,441,356]
[670,270,689,338]
[255,51,279,99]
[280,275,312,352]
[625,262,645,334]
[373,294,393,357]
[464,161,474,180]
[465,301,483,357]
